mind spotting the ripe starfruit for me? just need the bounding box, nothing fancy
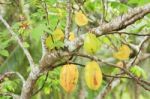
[69,32,75,41]
[84,61,102,90]
[113,44,131,60]
[60,64,79,92]
[83,33,101,54]
[75,11,88,26]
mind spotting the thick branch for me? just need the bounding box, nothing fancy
[91,3,150,35]
[20,67,41,99]
[67,3,150,51]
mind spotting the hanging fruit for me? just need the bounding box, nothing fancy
[84,61,103,90]
[60,64,79,92]
[83,33,101,54]
[113,44,131,60]
[69,32,75,41]
[75,11,88,26]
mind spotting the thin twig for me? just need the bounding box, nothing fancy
[130,36,150,66]
[0,72,15,83]
[98,77,115,99]
[0,71,25,84]
[65,0,72,41]
[103,73,131,79]
[33,71,49,95]
[0,15,35,70]
[101,0,106,23]
[100,31,150,36]
[91,3,150,35]
[0,2,11,5]
[0,92,19,99]
[43,0,50,25]
[15,72,25,84]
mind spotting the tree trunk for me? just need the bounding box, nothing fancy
[20,67,41,99]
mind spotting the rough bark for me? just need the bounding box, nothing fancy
[20,67,41,99]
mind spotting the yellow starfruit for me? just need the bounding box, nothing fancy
[60,64,79,92]
[113,45,131,60]
[84,61,102,90]
[75,11,88,26]
[69,32,75,41]
[83,33,101,54]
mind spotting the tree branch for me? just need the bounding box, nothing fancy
[100,31,150,36]
[91,3,150,35]
[20,66,41,99]
[65,0,72,41]
[0,72,15,83]
[0,15,35,70]
[33,71,49,96]
[96,37,150,98]
[66,3,150,51]
[0,92,20,99]
[130,36,150,66]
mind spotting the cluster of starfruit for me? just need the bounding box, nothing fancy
[60,61,103,93]
[46,10,132,93]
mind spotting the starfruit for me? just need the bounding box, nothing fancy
[83,33,101,54]
[75,11,88,26]
[84,61,102,90]
[113,44,131,60]
[60,64,79,92]
[69,32,75,41]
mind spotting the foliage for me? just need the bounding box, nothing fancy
[0,0,150,99]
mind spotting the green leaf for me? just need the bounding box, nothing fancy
[53,41,64,49]
[130,65,146,79]
[0,39,11,49]
[0,50,9,57]
[44,87,51,94]
[31,23,47,41]
[23,42,30,48]
[99,36,111,45]
[109,1,128,14]
[128,0,150,6]
[2,80,18,92]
